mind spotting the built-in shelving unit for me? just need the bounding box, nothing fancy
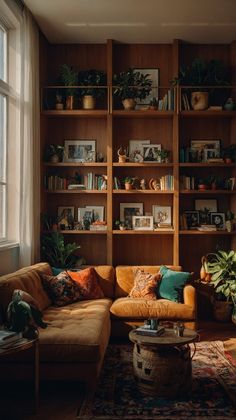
[40,38,236,273]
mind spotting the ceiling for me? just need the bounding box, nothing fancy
[23,0,236,44]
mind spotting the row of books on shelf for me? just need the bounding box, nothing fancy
[44,174,107,191]
[157,89,175,111]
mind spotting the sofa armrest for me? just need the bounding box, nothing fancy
[183,284,197,311]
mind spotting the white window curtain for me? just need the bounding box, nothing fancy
[19,7,40,266]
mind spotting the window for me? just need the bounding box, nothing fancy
[0,24,7,242]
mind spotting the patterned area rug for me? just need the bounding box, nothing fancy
[77,341,236,420]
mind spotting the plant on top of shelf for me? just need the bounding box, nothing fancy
[78,69,107,109]
[59,64,78,110]
[113,68,152,110]
[123,176,133,190]
[44,144,64,163]
[172,58,230,110]
[41,232,81,268]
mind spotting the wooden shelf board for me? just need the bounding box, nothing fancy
[44,190,107,194]
[180,110,236,118]
[44,162,107,167]
[180,189,235,194]
[41,110,107,117]
[113,162,173,167]
[59,230,107,234]
[179,230,236,235]
[113,229,174,235]
[113,189,174,194]
[113,110,174,118]
[179,163,236,167]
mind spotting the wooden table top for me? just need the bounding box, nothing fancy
[0,338,38,356]
[129,328,199,347]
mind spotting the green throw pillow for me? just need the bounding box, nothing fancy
[158,266,191,302]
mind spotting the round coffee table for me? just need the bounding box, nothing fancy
[129,328,199,397]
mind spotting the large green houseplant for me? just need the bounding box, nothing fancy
[206,250,236,321]
[113,68,152,110]
[41,232,81,268]
[78,69,107,109]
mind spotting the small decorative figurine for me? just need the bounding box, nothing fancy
[117,146,128,163]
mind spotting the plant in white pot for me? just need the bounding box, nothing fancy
[78,69,107,109]
[113,68,152,110]
[206,250,236,322]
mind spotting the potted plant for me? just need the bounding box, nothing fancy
[222,144,236,163]
[78,69,107,109]
[123,176,133,190]
[157,149,170,163]
[197,178,209,191]
[113,68,152,110]
[172,58,230,110]
[41,232,81,269]
[59,64,78,110]
[206,250,236,321]
[44,144,64,163]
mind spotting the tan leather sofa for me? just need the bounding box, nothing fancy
[0,263,114,388]
[0,263,196,385]
[110,266,197,337]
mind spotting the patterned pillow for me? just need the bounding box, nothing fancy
[67,267,104,300]
[128,268,161,299]
[41,271,82,307]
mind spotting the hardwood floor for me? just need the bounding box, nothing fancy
[0,321,235,420]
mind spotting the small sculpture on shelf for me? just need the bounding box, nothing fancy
[117,146,128,163]
[55,93,64,110]
[140,179,147,190]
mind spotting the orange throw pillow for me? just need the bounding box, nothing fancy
[68,267,104,300]
[129,268,161,300]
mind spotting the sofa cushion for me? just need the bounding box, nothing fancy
[38,298,112,362]
[115,265,182,298]
[0,263,52,315]
[68,267,104,299]
[129,268,161,299]
[41,272,82,306]
[110,297,195,320]
[158,266,191,302]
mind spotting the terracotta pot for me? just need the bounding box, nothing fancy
[50,154,60,163]
[198,184,208,190]
[65,95,74,110]
[82,95,96,110]
[125,183,133,190]
[122,98,136,110]
[191,91,209,110]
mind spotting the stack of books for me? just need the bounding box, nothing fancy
[135,325,165,336]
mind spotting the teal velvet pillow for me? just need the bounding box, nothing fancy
[157,266,191,302]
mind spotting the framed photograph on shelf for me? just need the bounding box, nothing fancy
[132,215,154,230]
[85,206,104,222]
[190,139,221,163]
[64,140,96,163]
[134,68,159,107]
[143,144,161,162]
[210,212,225,230]
[78,207,94,223]
[152,205,172,224]
[129,139,150,162]
[195,199,217,212]
[58,206,75,229]
[184,211,199,229]
[120,202,143,229]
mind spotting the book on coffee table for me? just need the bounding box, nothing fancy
[135,325,165,336]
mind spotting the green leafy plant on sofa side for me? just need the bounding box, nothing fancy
[41,232,81,268]
[206,250,236,301]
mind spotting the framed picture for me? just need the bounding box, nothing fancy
[78,207,94,223]
[190,139,221,163]
[195,199,217,212]
[129,139,150,162]
[203,148,220,162]
[185,211,199,229]
[58,206,75,228]
[132,215,154,230]
[120,202,143,229]
[85,206,104,222]
[134,68,159,107]
[64,140,96,163]
[143,144,161,162]
[210,212,225,230]
[152,205,172,224]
